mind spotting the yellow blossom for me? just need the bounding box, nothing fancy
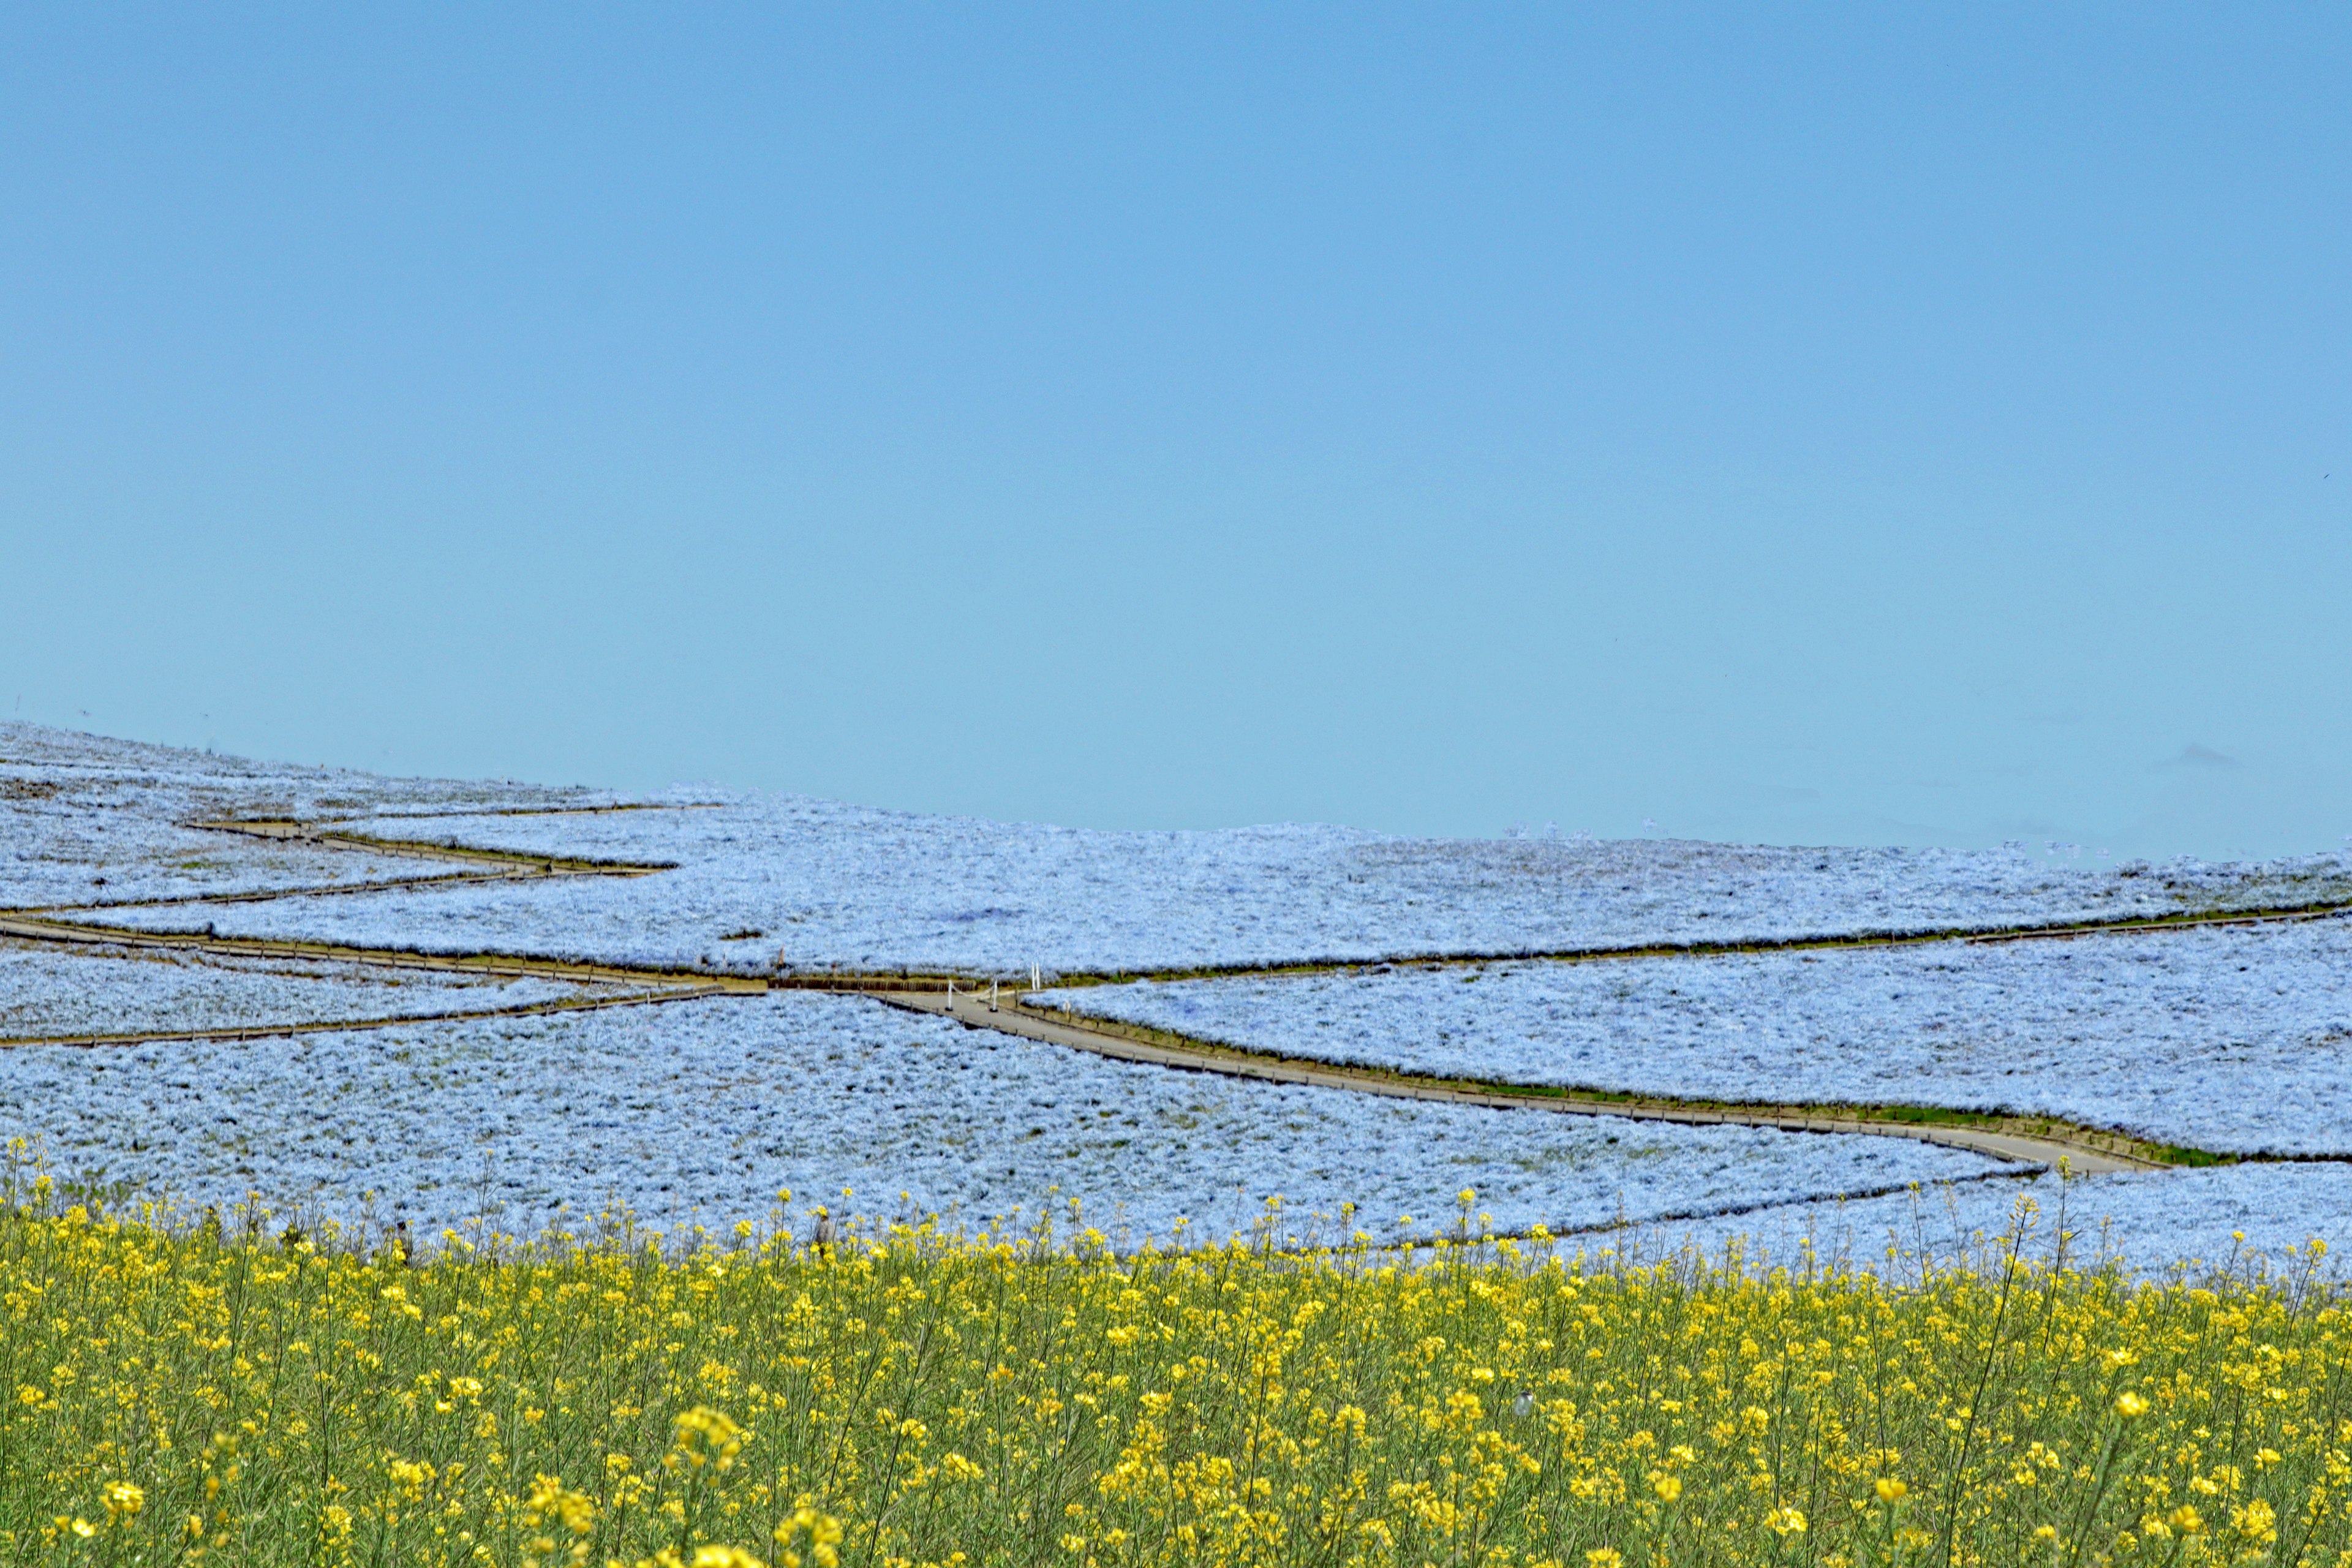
[0,1164,2339,1567]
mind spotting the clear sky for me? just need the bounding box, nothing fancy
[3,6,2345,860]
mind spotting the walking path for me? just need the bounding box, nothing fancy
[22,814,2352,967]
[13,810,2337,1180]
[0,911,771,992]
[1074,899,2352,990]
[889,987,2160,1174]
[0,898,2178,1170]
[0,982,723,1051]
[193,816,675,876]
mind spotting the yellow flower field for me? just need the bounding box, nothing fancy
[2,1175,2348,1567]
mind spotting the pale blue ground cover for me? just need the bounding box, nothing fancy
[72,785,2346,976]
[0,990,2005,1247]
[0,723,603,910]
[0,938,590,1040]
[10,723,2352,1272]
[1634,1164,2352,1284]
[1039,916,2352,1157]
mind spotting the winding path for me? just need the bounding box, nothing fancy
[8,811,2340,1182]
[892,988,2158,1173]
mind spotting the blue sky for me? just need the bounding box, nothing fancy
[3,6,2345,858]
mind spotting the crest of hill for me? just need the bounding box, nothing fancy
[0,723,620,909]
[28,725,2347,974]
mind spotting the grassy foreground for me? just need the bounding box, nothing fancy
[3,1184,2348,1567]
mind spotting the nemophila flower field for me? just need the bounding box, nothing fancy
[0,940,590,1041]
[1631,1161,2352,1285]
[232,801,2236,976]
[0,993,2002,1244]
[90,813,2352,979]
[1040,916,2352,1156]
[13,722,2352,1559]
[29,717,2343,979]
[0,725,597,910]
[5,1176,2348,1568]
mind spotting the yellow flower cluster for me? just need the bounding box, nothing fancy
[0,1182,2347,1566]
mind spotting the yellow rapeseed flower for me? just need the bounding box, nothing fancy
[772,1507,843,1568]
[673,1406,747,1471]
[0,1166,2342,1568]
[689,1548,767,1568]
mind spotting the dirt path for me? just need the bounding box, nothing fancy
[192,817,674,876]
[1066,900,2352,990]
[18,867,633,914]
[3,907,2182,1169]
[18,813,2348,976]
[0,983,726,1050]
[889,987,2162,1173]
[0,913,775,992]
[4,818,674,918]
[14,810,2323,1178]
